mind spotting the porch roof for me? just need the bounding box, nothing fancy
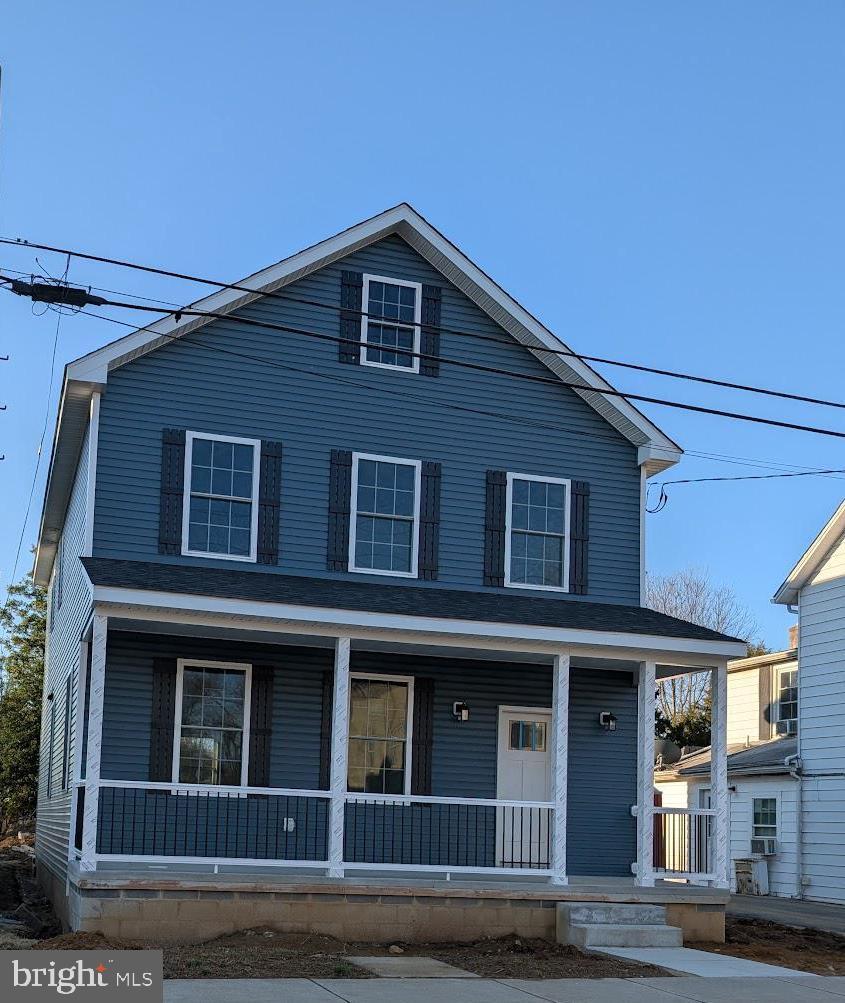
[82,557,742,646]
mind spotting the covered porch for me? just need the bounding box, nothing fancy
[71,574,743,902]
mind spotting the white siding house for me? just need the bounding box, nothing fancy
[775,500,845,905]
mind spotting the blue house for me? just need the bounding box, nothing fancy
[34,204,744,944]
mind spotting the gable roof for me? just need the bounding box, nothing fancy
[34,203,682,584]
[773,499,845,605]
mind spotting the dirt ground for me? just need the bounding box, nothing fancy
[691,917,845,976]
[34,929,667,980]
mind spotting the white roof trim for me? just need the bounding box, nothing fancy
[67,203,681,469]
[773,499,845,605]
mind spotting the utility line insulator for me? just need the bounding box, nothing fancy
[8,278,107,308]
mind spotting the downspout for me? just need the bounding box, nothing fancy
[785,752,803,899]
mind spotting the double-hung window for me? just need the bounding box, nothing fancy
[360,274,421,372]
[173,660,251,787]
[347,675,413,795]
[505,473,570,591]
[775,666,798,736]
[752,797,777,839]
[182,432,260,561]
[349,453,421,577]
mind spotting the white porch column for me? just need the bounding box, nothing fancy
[80,614,107,872]
[550,650,570,885]
[635,659,656,887]
[710,660,730,888]
[327,636,351,878]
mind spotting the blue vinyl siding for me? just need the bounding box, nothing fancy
[93,235,641,605]
[36,425,93,883]
[100,632,637,875]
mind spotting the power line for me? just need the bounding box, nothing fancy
[5,279,844,442]
[80,307,845,486]
[3,236,844,412]
[2,257,69,610]
[646,467,845,513]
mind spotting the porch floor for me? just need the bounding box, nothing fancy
[71,864,728,905]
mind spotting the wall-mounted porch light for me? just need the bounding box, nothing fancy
[452,701,470,722]
[598,711,617,732]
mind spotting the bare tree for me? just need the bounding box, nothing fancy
[645,568,758,745]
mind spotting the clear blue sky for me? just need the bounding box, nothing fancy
[2,2,844,647]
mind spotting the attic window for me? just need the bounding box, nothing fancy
[360,274,421,372]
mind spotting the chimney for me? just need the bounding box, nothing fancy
[788,624,799,650]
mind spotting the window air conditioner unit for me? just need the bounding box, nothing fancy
[751,837,777,856]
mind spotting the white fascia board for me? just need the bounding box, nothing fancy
[64,203,680,460]
[92,585,747,661]
[773,499,845,605]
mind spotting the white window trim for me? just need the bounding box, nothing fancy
[171,659,253,788]
[347,672,415,796]
[359,273,422,374]
[774,665,798,733]
[751,795,778,839]
[181,431,261,563]
[348,452,422,579]
[504,472,571,594]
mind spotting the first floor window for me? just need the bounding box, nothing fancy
[776,667,798,735]
[175,661,251,786]
[183,432,260,561]
[506,473,570,590]
[752,797,777,838]
[360,274,421,371]
[347,676,411,794]
[350,454,420,576]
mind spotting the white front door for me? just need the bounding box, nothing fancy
[496,707,551,867]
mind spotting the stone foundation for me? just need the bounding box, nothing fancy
[67,882,726,945]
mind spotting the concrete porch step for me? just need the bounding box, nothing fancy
[567,921,684,948]
[564,903,667,926]
[557,901,683,949]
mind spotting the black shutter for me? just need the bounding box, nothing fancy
[420,285,442,378]
[248,665,274,786]
[759,665,773,741]
[339,271,363,365]
[484,470,507,586]
[327,450,353,571]
[149,659,177,781]
[419,461,442,581]
[411,678,434,795]
[319,670,334,790]
[569,481,590,595]
[257,440,283,565]
[159,429,186,555]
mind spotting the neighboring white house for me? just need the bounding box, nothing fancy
[655,644,799,897]
[774,499,845,906]
[658,498,845,903]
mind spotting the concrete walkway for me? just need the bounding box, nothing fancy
[163,976,845,1002]
[729,894,845,935]
[594,945,813,977]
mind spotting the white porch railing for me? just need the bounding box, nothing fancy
[652,807,716,881]
[76,780,553,876]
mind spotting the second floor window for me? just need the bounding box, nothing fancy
[360,274,421,372]
[182,432,260,561]
[349,453,421,577]
[505,473,570,591]
[776,666,798,735]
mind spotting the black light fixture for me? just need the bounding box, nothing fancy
[452,701,470,722]
[598,711,617,732]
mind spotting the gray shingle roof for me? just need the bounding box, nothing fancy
[663,737,798,778]
[81,557,743,643]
